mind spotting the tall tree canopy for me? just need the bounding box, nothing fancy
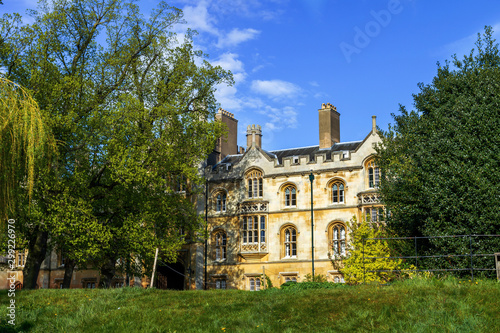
[377,26,500,275]
[0,0,232,288]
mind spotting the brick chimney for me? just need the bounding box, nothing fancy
[246,124,262,149]
[318,103,340,149]
[215,108,238,162]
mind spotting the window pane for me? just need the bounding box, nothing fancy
[254,232,258,243]
[254,217,258,229]
[292,244,297,256]
[261,230,265,243]
[216,248,220,260]
[260,216,265,230]
[248,179,253,197]
[250,279,254,291]
[259,179,263,197]
[339,184,344,202]
[221,280,226,289]
[369,168,374,188]
[334,227,338,240]
[248,231,252,242]
[243,217,247,230]
[216,280,220,289]
[256,279,260,291]
[222,194,226,211]
[243,231,247,243]
[286,243,290,256]
[285,230,290,242]
[291,229,296,241]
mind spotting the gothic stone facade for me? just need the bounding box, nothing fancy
[195,103,382,290]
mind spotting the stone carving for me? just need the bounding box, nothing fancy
[240,202,268,213]
[359,193,381,204]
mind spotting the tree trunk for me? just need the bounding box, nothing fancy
[99,258,116,288]
[23,227,49,289]
[62,259,76,288]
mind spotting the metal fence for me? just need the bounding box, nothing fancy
[361,234,500,282]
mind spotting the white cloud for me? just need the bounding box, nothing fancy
[181,1,218,35]
[217,28,260,48]
[258,105,298,130]
[212,53,248,110]
[214,84,242,110]
[212,53,245,77]
[250,79,301,99]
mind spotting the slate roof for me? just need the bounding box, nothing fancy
[216,141,363,168]
[269,141,362,164]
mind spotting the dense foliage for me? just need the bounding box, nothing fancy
[377,26,500,276]
[0,0,232,287]
[338,216,408,284]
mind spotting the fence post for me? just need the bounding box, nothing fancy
[469,235,474,281]
[414,236,418,269]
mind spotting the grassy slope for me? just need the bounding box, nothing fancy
[1,278,499,332]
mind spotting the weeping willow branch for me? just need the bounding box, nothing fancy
[0,77,56,221]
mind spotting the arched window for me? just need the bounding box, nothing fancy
[282,226,297,258]
[215,192,227,212]
[214,231,227,261]
[367,160,380,188]
[249,277,261,291]
[332,181,344,203]
[283,185,297,207]
[331,223,346,257]
[246,169,263,198]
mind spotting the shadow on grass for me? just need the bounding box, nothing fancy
[0,319,34,332]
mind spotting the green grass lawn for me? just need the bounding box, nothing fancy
[1,278,499,332]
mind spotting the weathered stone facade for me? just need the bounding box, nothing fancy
[0,103,382,291]
[196,103,383,290]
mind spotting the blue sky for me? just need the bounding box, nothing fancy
[4,0,500,151]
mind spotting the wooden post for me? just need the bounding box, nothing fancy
[150,248,159,288]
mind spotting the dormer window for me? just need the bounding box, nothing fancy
[292,156,299,164]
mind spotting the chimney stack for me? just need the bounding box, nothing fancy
[215,108,238,162]
[372,115,377,133]
[246,124,262,149]
[318,103,340,149]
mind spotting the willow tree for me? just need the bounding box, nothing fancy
[0,78,55,221]
[1,0,232,288]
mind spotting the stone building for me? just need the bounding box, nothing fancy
[0,102,382,291]
[194,103,383,290]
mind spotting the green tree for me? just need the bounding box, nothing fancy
[338,216,408,284]
[377,26,500,276]
[1,0,231,288]
[0,78,55,221]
